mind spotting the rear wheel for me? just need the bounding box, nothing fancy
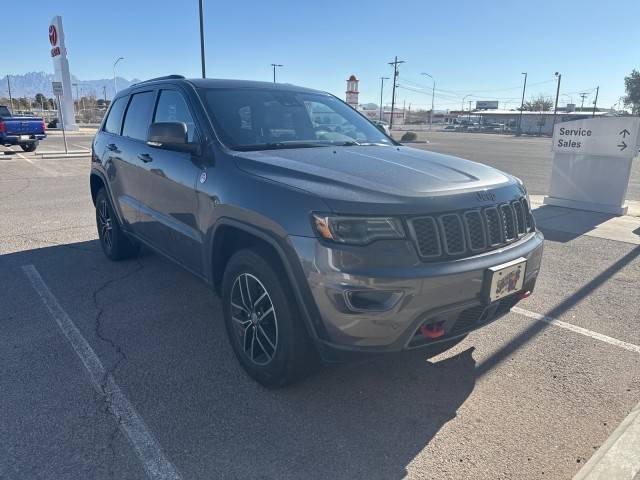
[20,142,38,152]
[95,188,139,261]
[222,248,318,387]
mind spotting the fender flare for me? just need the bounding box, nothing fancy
[90,169,126,226]
[207,217,329,342]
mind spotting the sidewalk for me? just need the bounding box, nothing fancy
[530,195,640,245]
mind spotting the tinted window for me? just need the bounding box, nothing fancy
[122,91,155,141]
[104,96,127,135]
[200,88,392,151]
[154,90,197,142]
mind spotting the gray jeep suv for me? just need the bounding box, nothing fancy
[90,76,544,386]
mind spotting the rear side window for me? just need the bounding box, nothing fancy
[154,90,198,142]
[103,97,127,134]
[122,91,155,141]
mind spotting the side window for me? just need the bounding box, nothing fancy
[154,90,197,142]
[103,96,127,135]
[122,91,155,141]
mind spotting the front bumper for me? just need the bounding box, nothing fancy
[289,231,543,358]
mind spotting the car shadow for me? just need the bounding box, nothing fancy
[532,204,617,243]
[2,240,478,479]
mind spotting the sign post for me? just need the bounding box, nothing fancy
[49,16,78,132]
[544,117,640,215]
[52,81,68,154]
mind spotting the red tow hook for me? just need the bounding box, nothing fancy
[420,323,445,339]
[518,290,532,300]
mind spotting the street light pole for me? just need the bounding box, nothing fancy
[552,72,561,130]
[113,57,124,96]
[518,72,527,136]
[592,86,599,117]
[421,72,435,131]
[379,76,389,121]
[199,0,206,78]
[271,64,283,83]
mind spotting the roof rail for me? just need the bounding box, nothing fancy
[132,75,185,86]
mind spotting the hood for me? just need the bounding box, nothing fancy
[232,145,518,214]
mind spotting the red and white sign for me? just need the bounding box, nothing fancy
[49,25,58,46]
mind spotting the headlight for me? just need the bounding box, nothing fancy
[312,214,405,245]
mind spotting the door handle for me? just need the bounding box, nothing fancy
[138,153,153,163]
[107,143,119,152]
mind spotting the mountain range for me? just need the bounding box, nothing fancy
[0,72,141,99]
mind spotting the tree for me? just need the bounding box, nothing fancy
[521,95,553,111]
[624,69,640,115]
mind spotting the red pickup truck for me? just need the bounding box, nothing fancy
[0,105,47,152]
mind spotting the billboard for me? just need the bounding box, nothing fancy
[476,100,499,110]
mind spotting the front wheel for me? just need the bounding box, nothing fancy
[222,248,318,387]
[20,142,38,152]
[95,188,139,261]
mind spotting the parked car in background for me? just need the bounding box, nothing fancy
[371,119,391,136]
[0,105,47,151]
[90,76,543,386]
[443,124,457,131]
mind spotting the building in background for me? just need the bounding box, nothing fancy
[345,75,359,108]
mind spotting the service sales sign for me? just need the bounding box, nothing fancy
[552,117,640,159]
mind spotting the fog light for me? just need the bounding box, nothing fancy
[344,290,403,312]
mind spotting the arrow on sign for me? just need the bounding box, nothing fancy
[619,128,630,138]
[617,141,627,151]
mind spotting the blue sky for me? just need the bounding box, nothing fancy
[5,0,639,110]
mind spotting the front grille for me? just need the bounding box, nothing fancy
[409,196,533,262]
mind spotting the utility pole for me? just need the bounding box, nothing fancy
[518,72,527,136]
[379,76,389,121]
[102,85,107,103]
[592,86,599,117]
[271,64,283,83]
[579,92,588,111]
[199,0,206,78]
[388,56,405,129]
[468,100,472,123]
[552,72,561,130]
[7,75,13,114]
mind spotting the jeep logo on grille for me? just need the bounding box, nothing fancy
[476,191,496,202]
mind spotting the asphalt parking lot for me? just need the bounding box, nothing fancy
[1,130,639,479]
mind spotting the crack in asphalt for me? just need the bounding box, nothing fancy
[91,259,145,476]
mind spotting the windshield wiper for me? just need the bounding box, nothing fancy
[234,142,331,151]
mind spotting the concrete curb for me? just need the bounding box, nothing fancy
[573,400,640,480]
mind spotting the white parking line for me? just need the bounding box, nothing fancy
[71,143,91,151]
[512,306,640,354]
[17,153,59,176]
[21,265,183,480]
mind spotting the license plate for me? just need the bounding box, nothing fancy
[19,135,29,141]
[486,258,526,302]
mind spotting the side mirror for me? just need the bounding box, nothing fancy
[147,122,200,155]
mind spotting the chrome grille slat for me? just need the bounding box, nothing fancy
[409,196,533,262]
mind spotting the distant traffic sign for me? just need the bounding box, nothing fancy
[52,81,63,96]
[552,117,640,159]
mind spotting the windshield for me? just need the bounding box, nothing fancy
[199,88,394,151]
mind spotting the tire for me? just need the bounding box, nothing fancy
[222,248,319,387]
[95,188,139,261]
[20,142,38,152]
